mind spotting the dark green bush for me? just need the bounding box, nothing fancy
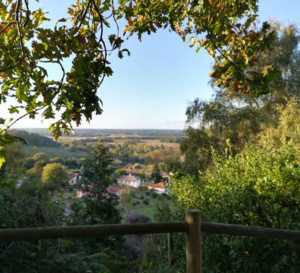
[151,192,158,198]
[143,199,150,205]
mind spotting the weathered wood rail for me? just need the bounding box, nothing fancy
[1,210,299,273]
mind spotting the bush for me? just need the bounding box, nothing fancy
[171,143,300,272]
[140,195,144,200]
[157,195,164,201]
[139,185,148,191]
[145,192,150,197]
[143,199,150,205]
[132,202,136,206]
[136,200,140,205]
[151,192,158,199]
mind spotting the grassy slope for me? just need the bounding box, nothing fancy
[118,188,177,219]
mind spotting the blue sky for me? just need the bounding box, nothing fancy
[5,0,300,130]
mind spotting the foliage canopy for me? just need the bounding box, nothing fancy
[0,0,280,166]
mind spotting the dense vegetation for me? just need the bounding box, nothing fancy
[155,22,300,272]
[0,0,300,270]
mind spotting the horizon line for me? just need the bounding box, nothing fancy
[14,127,185,130]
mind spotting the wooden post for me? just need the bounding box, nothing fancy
[186,210,202,273]
[168,233,173,266]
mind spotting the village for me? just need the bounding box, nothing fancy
[68,163,174,218]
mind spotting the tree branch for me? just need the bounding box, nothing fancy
[7,105,47,129]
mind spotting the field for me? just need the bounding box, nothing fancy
[117,188,177,219]
[24,146,87,159]
[103,140,180,147]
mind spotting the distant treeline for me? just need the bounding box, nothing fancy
[8,130,60,147]
[18,128,184,138]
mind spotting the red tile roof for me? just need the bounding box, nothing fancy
[160,171,170,177]
[148,182,165,190]
[123,169,139,175]
[119,175,138,181]
[69,172,79,179]
[107,186,121,195]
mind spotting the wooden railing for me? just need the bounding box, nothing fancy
[1,210,300,273]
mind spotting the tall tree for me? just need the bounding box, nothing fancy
[72,141,121,225]
[181,22,300,175]
[69,141,125,271]
[151,162,162,183]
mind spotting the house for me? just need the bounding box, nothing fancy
[69,172,80,186]
[148,182,168,194]
[123,168,140,176]
[107,186,122,199]
[160,171,172,184]
[117,174,141,188]
[76,185,92,198]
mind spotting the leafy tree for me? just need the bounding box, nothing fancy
[19,176,44,197]
[32,152,49,163]
[181,22,300,174]
[72,141,121,225]
[2,142,27,174]
[162,156,182,173]
[64,158,79,169]
[23,157,36,169]
[139,170,146,181]
[180,127,220,176]
[42,163,69,191]
[121,186,132,203]
[0,0,280,166]
[70,141,125,271]
[116,168,127,177]
[0,181,66,272]
[26,159,47,178]
[50,156,63,164]
[259,98,300,149]
[151,162,162,183]
[171,142,300,272]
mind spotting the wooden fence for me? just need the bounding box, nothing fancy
[0,210,299,273]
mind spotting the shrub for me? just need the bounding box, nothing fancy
[143,199,150,205]
[157,195,164,201]
[139,185,148,191]
[140,195,144,200]
[151,192,158,199]
[171,143,300,272]
[136,200,140,205]
[132,202,136,206]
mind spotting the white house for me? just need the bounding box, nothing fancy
[117,174,141,188]
[69,172,80,186]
